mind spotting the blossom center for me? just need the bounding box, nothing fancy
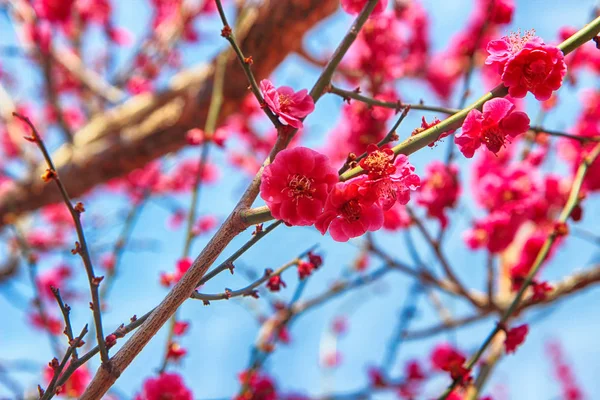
[523,57,547,88]
[482,125,506,151]
[285,174,314,201]
[507,29,536,54]
[362,150,394,177]
[341,199,362,222]
[429,172,444,189]
[278,94,292,112]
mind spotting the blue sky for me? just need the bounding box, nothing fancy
[1,0,600,399]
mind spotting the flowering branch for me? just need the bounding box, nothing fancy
[340,15,600,182]
[437,142,600,399]
[12,112,110,365]
[191,253,308,303]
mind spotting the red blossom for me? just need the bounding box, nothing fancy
[30,312,63,335]
[456,98,530,158]
[297,261,315,280]
[504,324,529,354]
[37,264,73,300]
[266,275,286,292]
[259,80,315,128]
[417,162,460,228]
[431,344,471,383]
[382,203,412,231]
[260,147,338,226]
[173,321,190,336]
[531,280,553,301]
[316,178,384,242]
[236,371,277,400]
[464,211,521,253]
[487,32,567,101]
[34,0,75,23]
[358,154,420,211]
[307,251,323,268]
[166,342,187,362]
[135,373,193,400]
[368,367,387,388]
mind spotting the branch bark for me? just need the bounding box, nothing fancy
[0,0,338,224]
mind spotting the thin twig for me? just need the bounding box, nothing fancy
[214,0,282,129]
[13,113,109,365]
[329,85,459,115]
[50,287,78,360]
[406,207,481,308]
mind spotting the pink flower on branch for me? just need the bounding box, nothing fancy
[358,146,421,211]
[455,98,530,158]
[260,147,338,226]
[259,80,315,128]
[486,31,567,101]
[316,178,384,242]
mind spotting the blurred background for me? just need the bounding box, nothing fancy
[1,0,600,399]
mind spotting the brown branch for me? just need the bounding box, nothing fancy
[0,0,340,224]
[50,287,79,360]
[80,2,369,397]
[13,113,109,365]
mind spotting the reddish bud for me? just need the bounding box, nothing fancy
[105,334,117,349]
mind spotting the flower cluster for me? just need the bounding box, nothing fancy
[261,146,420,242]
[486,31,567,100]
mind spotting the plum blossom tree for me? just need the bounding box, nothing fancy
[0,0,600,399]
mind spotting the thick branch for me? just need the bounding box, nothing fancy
[0,0,339,224]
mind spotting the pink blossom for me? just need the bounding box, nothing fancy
[504,324,529,354]
[37,264,73,300]
[236,371,277,400]
[34,0,75,23]
[340,0,388,16]
[316,178,384,242]
[417,162,460,227]
[260,147,338,226]
[456,98,530,158]
[359,152,421,211]
[259,80,314,128]
[487,33,567,101]
[135,373,193,400]
[463,211,521,253]
[192,215,218,236]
